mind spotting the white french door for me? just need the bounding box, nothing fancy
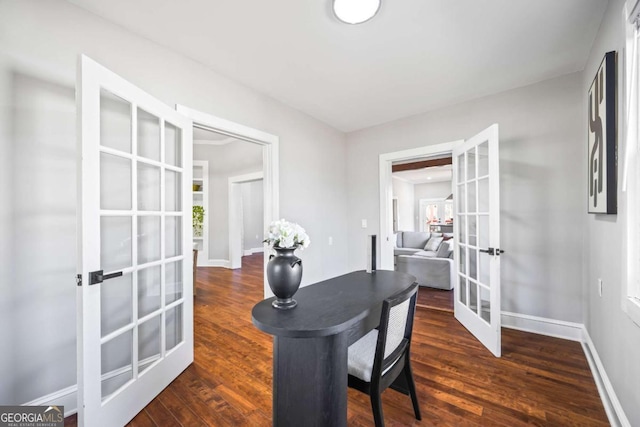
[452,124,502,357]
[76,55,193,426]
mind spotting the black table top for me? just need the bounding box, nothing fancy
[251,270,417,338]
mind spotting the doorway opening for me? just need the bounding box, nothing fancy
[191,126,263,273]
[389,154,456,312]
[177,105,279,298]
[391,152,455,312]
[379,141,459,270]
[229,171,264,269]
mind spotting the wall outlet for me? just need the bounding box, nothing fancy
[598,278,603,297]
[361,219,368,228]
[328,236,333,245]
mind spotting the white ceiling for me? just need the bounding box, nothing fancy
[68,0,607,132]
[393,165,451,184]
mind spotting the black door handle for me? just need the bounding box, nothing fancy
[479,248,505,256]
[89,269,123,285]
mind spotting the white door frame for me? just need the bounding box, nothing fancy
[176,105,279,297]
[379,141,462,270]
[229,171,264,269]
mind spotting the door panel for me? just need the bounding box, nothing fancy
[453,124,501,357]
[77,55,193,427]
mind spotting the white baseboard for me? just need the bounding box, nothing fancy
[197,259,230,268]
[243,247,264,256]
[21,355,162,419]
[581,328,630,427]
[23,384,77,417]
[501,311,583,341]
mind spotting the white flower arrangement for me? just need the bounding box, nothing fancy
[264,219,311,250]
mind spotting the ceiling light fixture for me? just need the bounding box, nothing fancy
[332,0,381,25]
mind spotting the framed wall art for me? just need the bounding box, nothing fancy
[588,50,617,214]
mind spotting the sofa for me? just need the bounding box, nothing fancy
[394,231,454,290]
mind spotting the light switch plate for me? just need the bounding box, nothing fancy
[361,219,367,228]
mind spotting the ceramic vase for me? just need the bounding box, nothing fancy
[267,246,303,309]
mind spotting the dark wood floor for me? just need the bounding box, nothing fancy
[416,287,453,313]
[66,254,608,426]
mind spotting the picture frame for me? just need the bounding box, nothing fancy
[588,51,617,214]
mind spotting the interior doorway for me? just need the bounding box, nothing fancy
[391,160,455,312]
[177,105,279,298]
[229,172,264,269]
[379,141,460,270]
[190,126,263,272]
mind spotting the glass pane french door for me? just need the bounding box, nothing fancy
[77,55,193,427]
[453,124,501,357]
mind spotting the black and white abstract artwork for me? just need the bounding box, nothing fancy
[588,51,617,214]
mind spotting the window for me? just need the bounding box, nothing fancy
[419,199,453,231]
[425,204,438,224]
[623,0,640,326]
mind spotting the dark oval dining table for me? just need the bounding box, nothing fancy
[252,270,417,427]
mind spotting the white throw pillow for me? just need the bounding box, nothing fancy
[424,236,443,252]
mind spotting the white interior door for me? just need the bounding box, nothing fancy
[76,55,193,426]
[453,124,501,357]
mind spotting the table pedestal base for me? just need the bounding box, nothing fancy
[273,333,347,427]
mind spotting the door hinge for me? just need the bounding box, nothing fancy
[76,274,82,286]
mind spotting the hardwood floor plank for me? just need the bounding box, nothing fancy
[416,287,453,312]
[143,399,181,427]
[65,254,608,426]
[156,388,207,427]
[127,410,156,427]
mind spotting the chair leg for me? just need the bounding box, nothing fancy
[370,391,385,427]
[404,357,422,420]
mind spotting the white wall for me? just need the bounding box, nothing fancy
[391,177,414,231]
[582,0,640,424]
[413,181,452,230]
[0,53,11,404]
[347,72,585,324]
[0,0,348,407]
[0,63,78,405]
[242,180,264,252]
[193,141,262,261]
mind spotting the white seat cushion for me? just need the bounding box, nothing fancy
[348,330,378,382]
[348,330,401,382]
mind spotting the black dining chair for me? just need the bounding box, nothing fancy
[347,282,421,426]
